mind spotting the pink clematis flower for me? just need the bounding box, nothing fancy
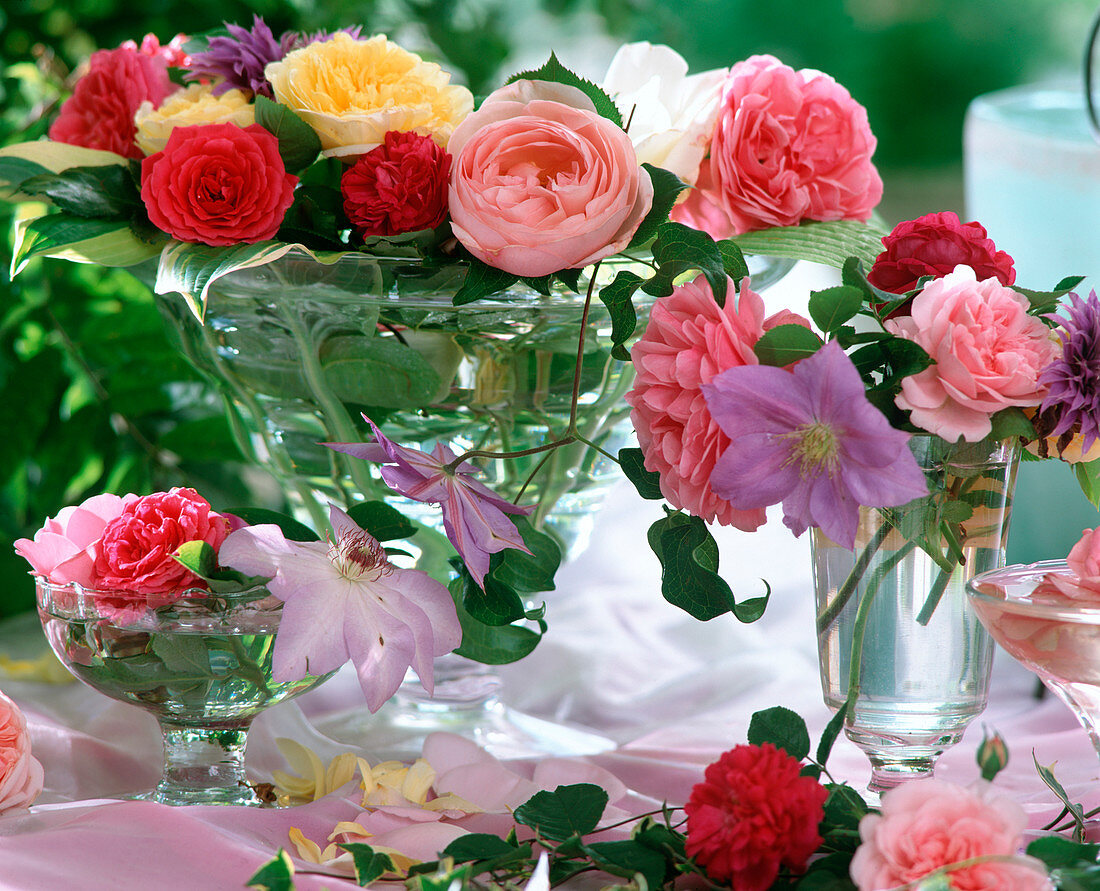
[218,505,461,712]
[327,417,532,588]
[702,341,928,549]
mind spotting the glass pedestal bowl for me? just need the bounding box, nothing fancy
[36,577,332,806]
[967,561,1100,761]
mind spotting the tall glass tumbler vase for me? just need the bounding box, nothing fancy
[813,436,1019,795]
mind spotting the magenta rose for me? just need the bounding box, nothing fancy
[869,211,1016,294]
[626,274,803,530]
[93,488,230,603]
[672,55,882,237]
[49,45,174,160]
[0,691,43,814]
[885,265,1057,442]
[14,493,137,589]
[140,122,298,246]
[342,130,451,238]
[850,779,1049,891]
[447,80,653,276]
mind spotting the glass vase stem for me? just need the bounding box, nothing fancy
[154,722,255,806]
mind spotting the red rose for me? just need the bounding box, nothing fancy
[341,131,451,238]
[93,488,230,605]
[685,743,828,891]
[140,122,298,245]
[868,211,1016,294]
[49,45,174,160]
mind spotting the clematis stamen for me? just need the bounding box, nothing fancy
[328,527,390,581]
[784,421,839,478]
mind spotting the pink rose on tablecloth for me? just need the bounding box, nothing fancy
[93,487,230,604]
[0,690,43,813]
[49,45,174,160]
[626,274,797,530]
[447,80,653,276]
[672,54,881,238]
[850,779,1051,891]
[140,122,298,246]
[885,265,1057,443]
[14,493,136,589]
[868,211,1016,295]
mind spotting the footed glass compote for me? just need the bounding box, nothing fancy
[968,561,1100,762]
[36,577,332,806]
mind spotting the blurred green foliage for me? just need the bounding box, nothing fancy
[0,0,1092,617]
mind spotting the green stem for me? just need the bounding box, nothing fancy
[915,562,954,626]
[816,517,893,635]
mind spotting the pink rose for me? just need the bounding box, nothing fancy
[627,274,798,530]
[885,265,1057,443]
[0,690,44,813]
[1041,528,1100,602]
[93,488,230,601]
[14,493,136,588]
[447,80,653,276]
[850,779,1050,891]
[672,55,882,237]
[49,45,174,160]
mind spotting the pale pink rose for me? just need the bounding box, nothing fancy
[14,493,137,588]
[93,487,230,601]
[1040,528,1100,602]
[447,80,654,276]
[885,265,1057,443]
[672,54,882,237]
[626,274,796,530]
[0,690,44,813]
[850,779,1051,891]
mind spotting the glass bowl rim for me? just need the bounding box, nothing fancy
[966,559,1100,620]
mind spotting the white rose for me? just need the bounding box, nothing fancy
[601,42,727,186]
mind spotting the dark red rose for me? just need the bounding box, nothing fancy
[341,131,451,238]
[868,211,1016,294]
[49,46,174,160]
[685,743,828,891]
[140,122,298,246]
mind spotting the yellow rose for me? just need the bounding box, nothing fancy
[134,83,254,155]
[265,32,473,158]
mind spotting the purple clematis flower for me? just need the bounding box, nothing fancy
[702,340,928,549]
[327,417,533,588]
[1039,290,1100,454]
[185,15,299,97]
[219,505,461,712]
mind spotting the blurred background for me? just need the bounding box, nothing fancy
[0,0,1095,616]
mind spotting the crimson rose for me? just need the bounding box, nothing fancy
[685,743,828,891]
[140,122,297,246]
[49,45,174,160]
[341,130,451,238]
[868,211,1016,294]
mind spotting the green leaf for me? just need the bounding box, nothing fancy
[619,447,663,500]
[940,500,974,524]
[731,219,890,268]
[1075,459,1100,509]
[879,337,931,378]
[453,259,520,306]
[345,502,417,541]
[822,783,871,831]
[0,141,129,199]
[628,164,687,249]
[1026,836,1100,870]
[719,238,749,282]
[443,834,521,862]
[645,221,727,306]
[1015,276,1086,315]
[1034,753,1088,842]
[228,508,320,542]
[320,334,442,409]
[337,843,396,886]
[987,407,1035,442]
[597,269,645,360]
[513,783,609,842]
[754,323,825,367]
[11,214,161,277]
[459,565,527,625]
[254,95,322,172]
[648,513,770,622]
[18,164,141,219]
[451,583,545,664]
[585,840,668,890]
[174,540,221,579]
[816,695,851,767]
[246,849,296,891]
[490,517,561,594]
[808,285,864,334]
[506,52,622,127]
[747,706,811,760]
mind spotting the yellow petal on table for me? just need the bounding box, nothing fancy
[0,652,75,684]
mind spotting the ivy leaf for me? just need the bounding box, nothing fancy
[19,164,141,220]
[453,258,520,306]
[628,164,687,248]
[254,95,322,172]
[645,221,727,306]
[246,850,296,891]
[507,53,622,127]
[345,501,417,542]
[808,285,864,334]
[490,517,561,594]
[338,843,396,886]
[513,783,609,842]
[719,238,749,282]
[754,323,824,367]
[451,581,545,663]
[619,447,663,500]
[597,269,645,360]
[227,508,320,542]
[747,706,811,760]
